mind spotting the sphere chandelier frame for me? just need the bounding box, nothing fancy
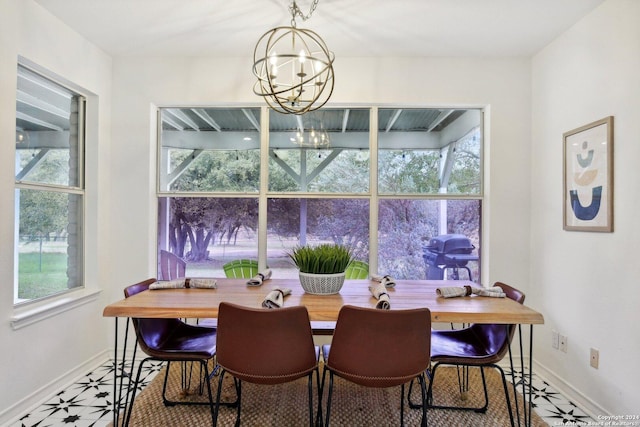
[252,0,335,115]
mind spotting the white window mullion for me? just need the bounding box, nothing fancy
[369,107,379,275]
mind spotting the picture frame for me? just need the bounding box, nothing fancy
[563,116,614,232]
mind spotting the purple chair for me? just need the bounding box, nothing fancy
[123,278,218,425]
[423,281,524,426]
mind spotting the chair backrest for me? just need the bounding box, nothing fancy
[470,281,525,360]
[327,305,431,388]
[124,278,184,355]
[223,259,259,278]
[159,250,186,280]
[345,260,369,279]
[216,302,317,385]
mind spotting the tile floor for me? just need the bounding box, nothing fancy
[10,360,595,426]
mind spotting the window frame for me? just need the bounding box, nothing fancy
[13,63,86,307]
[156,105,484,280]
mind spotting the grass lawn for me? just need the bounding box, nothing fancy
[18,252,71,300]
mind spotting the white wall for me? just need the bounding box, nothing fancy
[0,0,112,422]
[109,55,533,292]
[531,0,640,415]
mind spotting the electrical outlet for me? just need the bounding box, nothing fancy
[552,330,559,350]
[590,348,599,369]
[559,335,568,353]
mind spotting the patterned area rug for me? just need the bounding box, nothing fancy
[116,362,548,426]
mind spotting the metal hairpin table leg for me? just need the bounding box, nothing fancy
[507,324,534,427]
[112,318,119,427]
[112,317,137,427]
[527,325,534,426]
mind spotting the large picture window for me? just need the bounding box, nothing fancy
[158,106,482,281]
[14,65,85,304]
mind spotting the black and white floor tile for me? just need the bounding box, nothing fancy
[10,361,594,426]
[11,361,163,427]
[503,367,595,426]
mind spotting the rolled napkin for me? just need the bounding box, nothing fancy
[436,285,505,298]
[371,274,396,288]
[435,286,469,298]
[188,278,218,289]
[150,279,186,290]
[368,282,391,309]
[247,268,272,286]
[149,278,217,290]
[261,287,292,309]
[472,286,505,298]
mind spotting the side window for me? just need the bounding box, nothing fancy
[14,65,85,304]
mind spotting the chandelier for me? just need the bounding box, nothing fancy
[252,0,335,115]
[290,115,330,147]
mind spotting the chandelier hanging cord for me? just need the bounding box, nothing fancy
[289,0,321,25]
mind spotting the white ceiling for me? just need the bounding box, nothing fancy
[34,0,604,58]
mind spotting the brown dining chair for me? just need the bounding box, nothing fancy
[321,305,431,427]
[213,302,320,426]
[421,281,524,426]
[123,278,218,426]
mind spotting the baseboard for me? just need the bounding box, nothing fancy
[532,360,608,418]
[0,351,111,426]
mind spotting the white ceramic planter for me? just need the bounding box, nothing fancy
[299,271,346,295]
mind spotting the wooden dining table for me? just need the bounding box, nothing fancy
[103,278,543,324]
[103,278,544,426]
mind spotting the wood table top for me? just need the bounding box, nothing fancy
[103,278,544,325]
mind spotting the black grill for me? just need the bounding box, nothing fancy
[422,234,478,280]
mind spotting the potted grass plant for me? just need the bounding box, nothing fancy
[287,244,354,295]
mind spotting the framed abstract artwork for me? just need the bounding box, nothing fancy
[563,116,614,232]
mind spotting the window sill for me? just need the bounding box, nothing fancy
[10,288,102,330]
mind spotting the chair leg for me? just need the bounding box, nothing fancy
[495,364,515,427]
[161,361,175,406]
[418,374,428,427]
[476,366,490,413]
[160,359,224,408]
[408,368,431,409]
[324,371,335,427]
[213,369,225,426]
[213,370,241,426]
[234,379,242,427]
[425,362,492,413]
[307,372,314,427]
[124,356,150,426]
[195,359,216,426]
[315,368,323,427]
[400,383,405,426]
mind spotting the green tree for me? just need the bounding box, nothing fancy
[19,189,68,240]
[169,197,258,261]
